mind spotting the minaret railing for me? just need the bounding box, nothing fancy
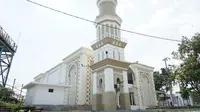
[91,33,127,45]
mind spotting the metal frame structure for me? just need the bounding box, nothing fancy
[0,25,17,87]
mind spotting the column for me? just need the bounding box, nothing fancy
[103,68,116,110]
[104,68,114,92]
[92,73,97,94]
[150,72,158,106]
[123,71,129,93]
[135,68,143,109]
[79,54,87,104]
[119,71,131,110]
[92,72,102,110]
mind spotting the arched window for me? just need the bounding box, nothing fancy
[118,52,120,60]
[105,51,108,58]
[99,79,103,87]
[113,48,118,60]
[117,78,120,84]
[127,68,135,84]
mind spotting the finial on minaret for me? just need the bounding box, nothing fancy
[97,0,118,16]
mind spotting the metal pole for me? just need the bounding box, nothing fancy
[19,84,24,100]
[0,46,4,86]
[12,78,16,91]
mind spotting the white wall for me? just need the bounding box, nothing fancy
[40,65,62,85]
[24,86,37,105]
[26,47,94,106]
[33,85,65,105]
[59,63,66,84]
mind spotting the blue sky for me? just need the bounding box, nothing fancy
[0,0,200,93]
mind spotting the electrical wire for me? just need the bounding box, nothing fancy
[0,81,26,94]
[26,0,181,42]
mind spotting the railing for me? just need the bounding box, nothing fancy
[0,25,17,52]
[91,33,127,45]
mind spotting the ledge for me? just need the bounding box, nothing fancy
[23,82,71,89]
[91,37,127,50]
[90,58,131,70]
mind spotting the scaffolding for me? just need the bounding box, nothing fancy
[0,25,17,87]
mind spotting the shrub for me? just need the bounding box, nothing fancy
[0,100,21,112]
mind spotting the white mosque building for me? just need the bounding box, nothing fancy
[23,0,157,110]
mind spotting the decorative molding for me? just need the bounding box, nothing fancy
[85,56,93,104]
[63,57,80,105]
[90,58,130,71]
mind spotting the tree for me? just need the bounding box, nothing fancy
[0,85,16,103]
[153,71,165,91]
[154,68,172,105]
[172,33,200,97]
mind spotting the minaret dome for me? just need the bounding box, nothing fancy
[97,0,118,16]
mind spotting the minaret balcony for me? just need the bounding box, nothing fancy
[91,33,127,50]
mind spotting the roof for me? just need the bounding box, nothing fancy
[23,82,71,89]
[30,47,93,85]
[33,73,43,80]
[33,63,62,81]
[62,47,94,62]
[130,62,154,71]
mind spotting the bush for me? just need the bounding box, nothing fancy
[0,100,21,112]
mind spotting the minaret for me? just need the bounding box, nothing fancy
[90,0,130,110]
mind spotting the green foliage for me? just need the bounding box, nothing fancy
[0,101,21,112]
[193,102,199,106]
[154,68,173,92]
[172,33,200,97]
[0,85,15,102]
[154,68,173,102]
[153,71,165,91]
[0,86,22,111]
[180,87,190,99]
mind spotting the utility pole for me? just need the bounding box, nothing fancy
[19,84,24,100]
[12,78,16,91]
[162,57,174,106]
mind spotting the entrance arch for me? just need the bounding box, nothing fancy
[127,68,135,85]
[127,68,138,107]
